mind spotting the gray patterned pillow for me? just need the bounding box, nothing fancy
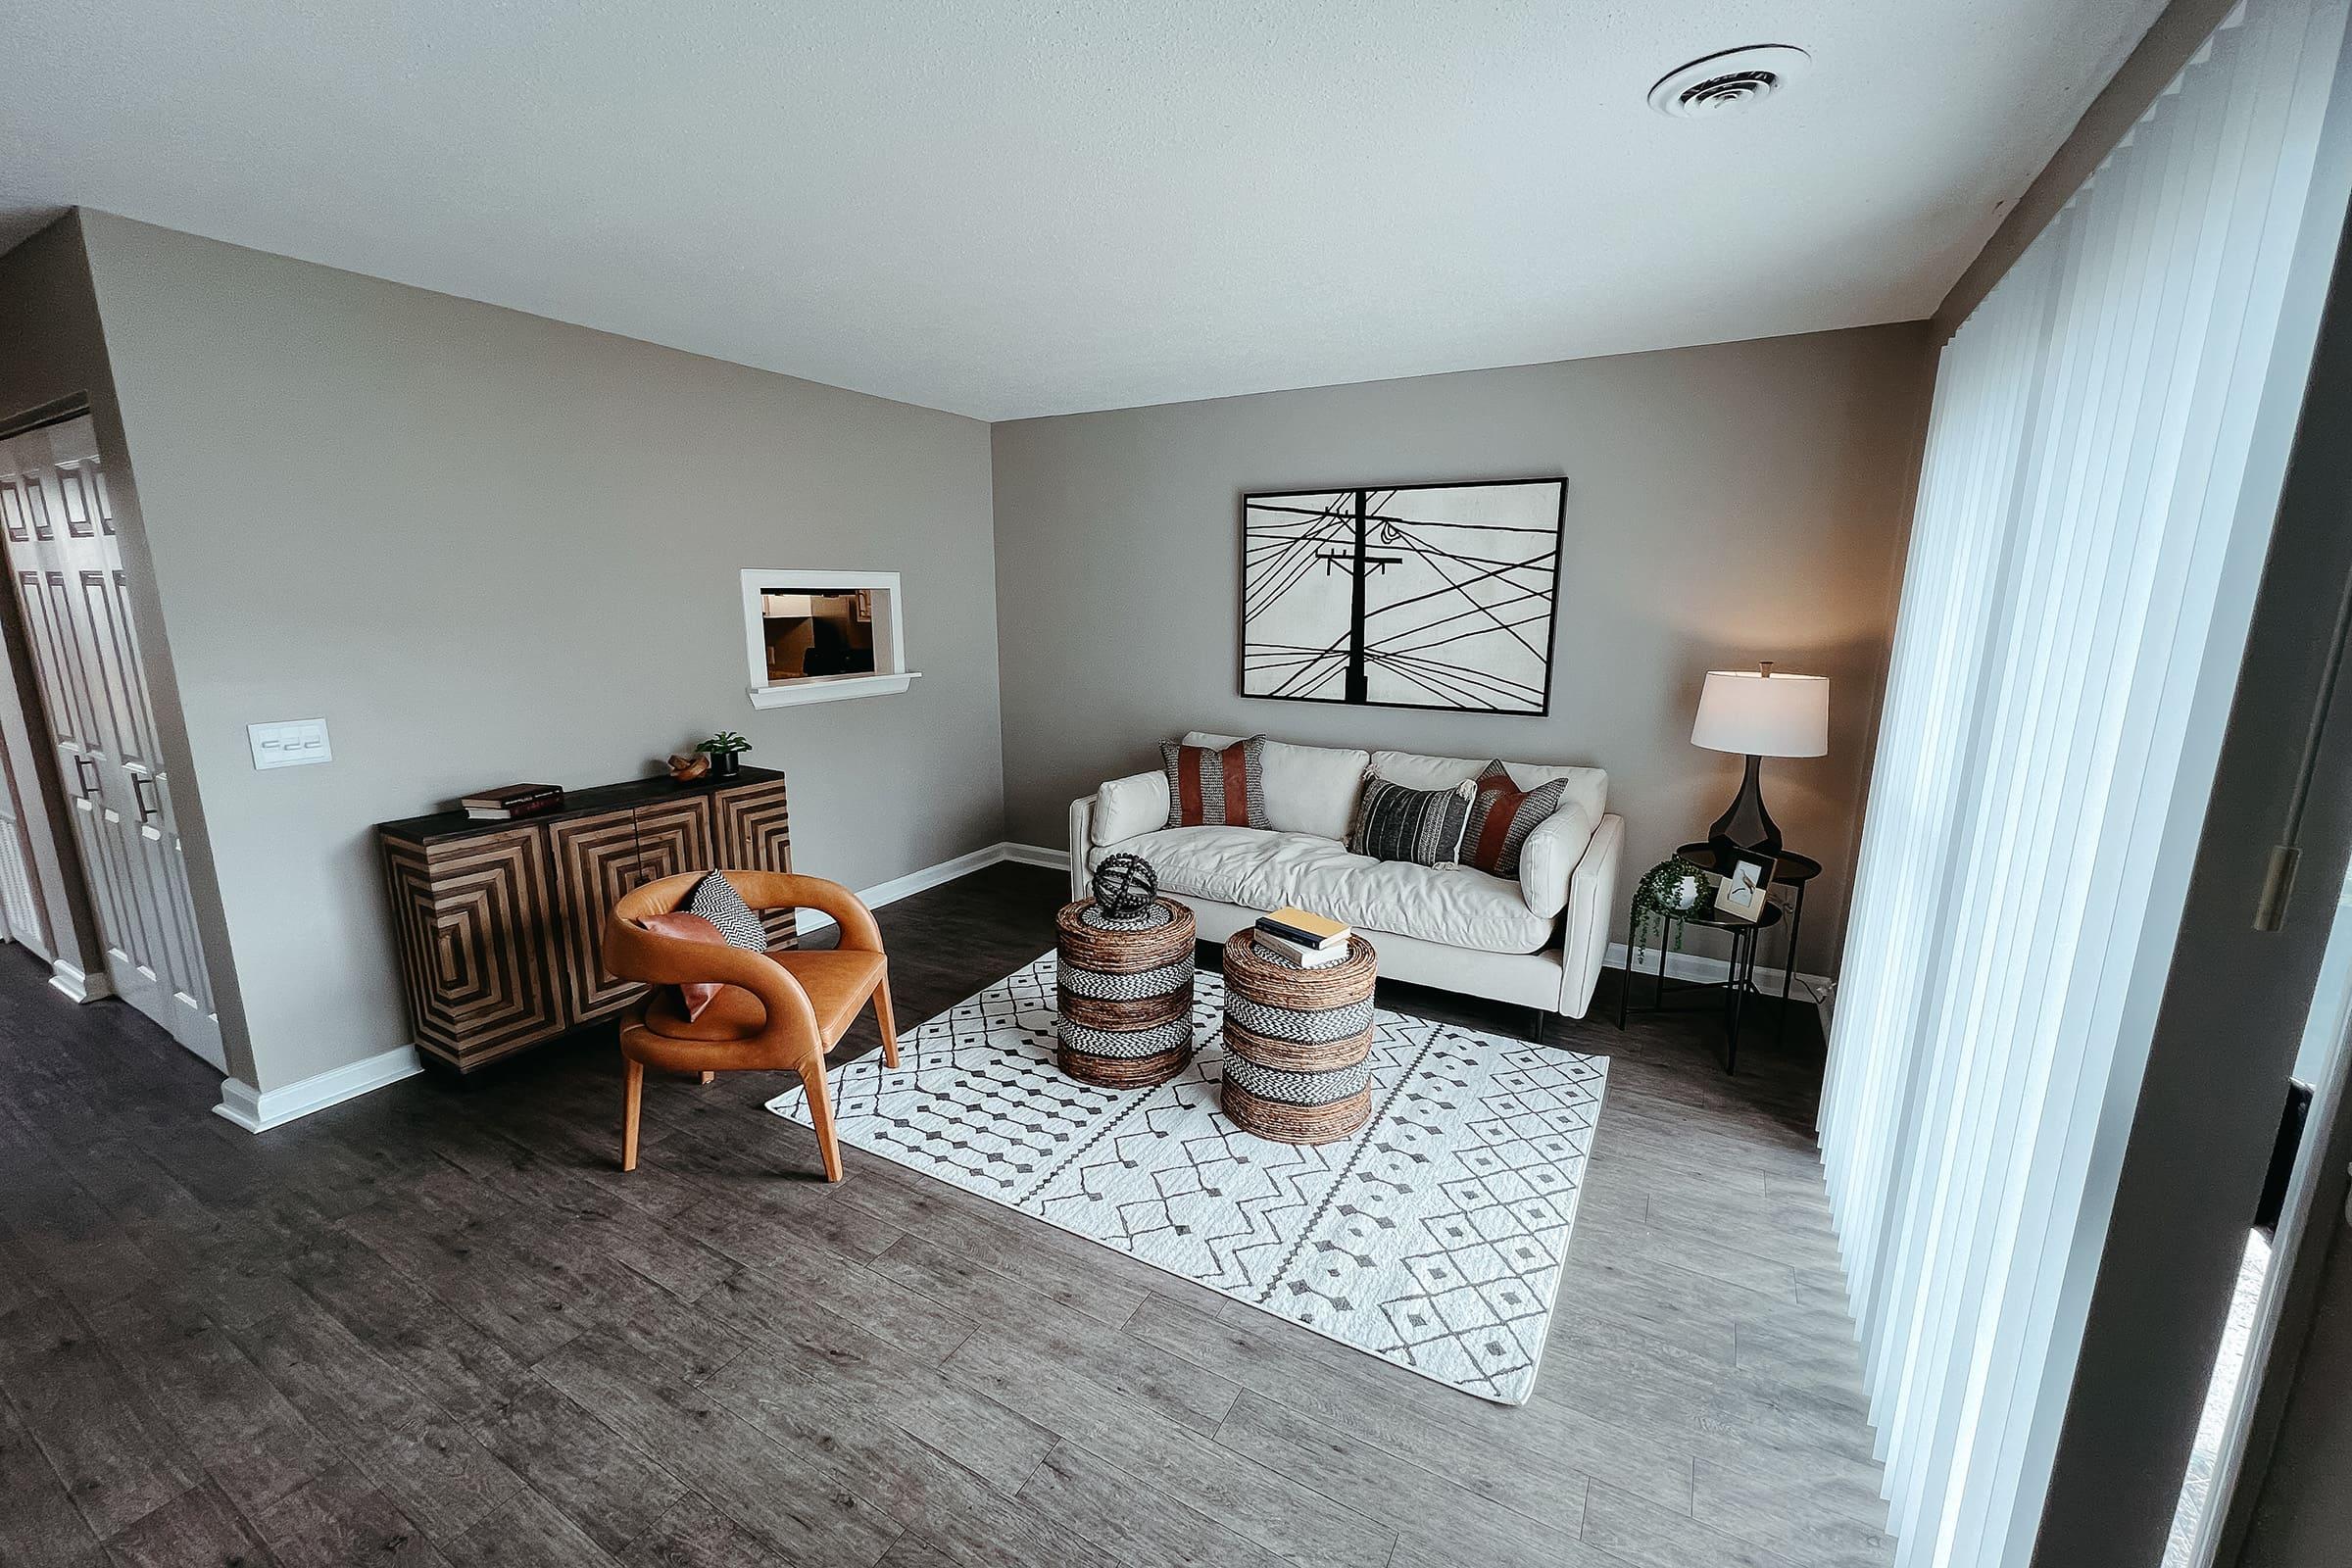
[685,871,767,950]
[1348,776,1474,869]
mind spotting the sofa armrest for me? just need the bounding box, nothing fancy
[1067,794,1097,902]
[1557,813,1624,1019]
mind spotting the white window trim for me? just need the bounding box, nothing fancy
[740,568,920,710]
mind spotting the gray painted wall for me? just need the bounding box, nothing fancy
[990,324,1933,973]
[74,213,1005,1093]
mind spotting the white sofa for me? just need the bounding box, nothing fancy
[1068,731,1625,1020]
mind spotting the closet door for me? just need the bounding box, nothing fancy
[0,416,220,1067]
[0,727,43,954]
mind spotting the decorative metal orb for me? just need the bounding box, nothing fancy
[1091,853,1159,917]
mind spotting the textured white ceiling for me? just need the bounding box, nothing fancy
[0,1,2162,419]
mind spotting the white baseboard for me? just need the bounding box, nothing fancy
[209,842,1834,1136]
[1605,940,1834,1007]
[214,1044,422,1134]
[48,959,105,1003]
[797,842,1031,935]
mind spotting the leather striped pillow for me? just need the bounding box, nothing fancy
[1161,735,1271,829]
[1348,776,1475,868]
[1462,760,1568,878]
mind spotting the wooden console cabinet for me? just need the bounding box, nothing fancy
[378,767,793,1073]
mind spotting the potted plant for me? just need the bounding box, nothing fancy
[696,730,752,780]
[1630,855,1712,965]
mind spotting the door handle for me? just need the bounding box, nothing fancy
[131,773,160,823]
[72,755,100,798]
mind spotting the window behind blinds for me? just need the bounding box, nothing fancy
[1816,4,2352,1564]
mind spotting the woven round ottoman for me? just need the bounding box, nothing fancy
[1219,930,1378,1144]
[1054,897,1197,1087]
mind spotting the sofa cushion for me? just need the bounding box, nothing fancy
[1161,736,1271,829]
[1107,825,1554,955]
[1094,769,1171,845]
[1183,731,1367,841]
[1104,825,1281,908]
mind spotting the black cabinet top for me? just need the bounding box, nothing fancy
[377,765,786,846]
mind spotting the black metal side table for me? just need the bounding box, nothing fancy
[1617,899,1783,1074]
[1679,842,1821,1046]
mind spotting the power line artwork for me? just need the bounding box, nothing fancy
[1240,478,1565,714]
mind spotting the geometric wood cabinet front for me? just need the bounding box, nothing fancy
[547,796,716,1027]
[712,773,798,950]
[378,768,793,1074]
[546,806,663,1028]
[380,826,564,1073]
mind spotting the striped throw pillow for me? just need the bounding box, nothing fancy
[1161,736,1271,829]
[1348,776,1475,868]
[686,871,768,951]
[1462,760,1568,878]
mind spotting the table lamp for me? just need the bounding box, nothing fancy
[1691,662,1829,859]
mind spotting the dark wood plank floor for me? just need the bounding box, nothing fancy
[0,862,1893,1567]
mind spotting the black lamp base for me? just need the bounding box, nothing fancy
[1706,754,1784,861]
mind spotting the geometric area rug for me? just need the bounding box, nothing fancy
[767,952,1607,1404]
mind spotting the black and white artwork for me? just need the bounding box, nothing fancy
[1239,477,1565,714]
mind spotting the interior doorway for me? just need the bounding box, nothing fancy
[0,413,219,1067]
[2162,857,2352,1566]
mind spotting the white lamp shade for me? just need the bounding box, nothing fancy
[1691,670,1830,758]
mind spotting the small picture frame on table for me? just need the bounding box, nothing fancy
[1713,850,1775,924]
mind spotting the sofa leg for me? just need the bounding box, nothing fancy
[1530,1006,1545,1046]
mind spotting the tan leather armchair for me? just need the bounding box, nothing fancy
[604,870,898,1181]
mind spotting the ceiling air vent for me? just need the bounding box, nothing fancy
[1648,45,1810,119]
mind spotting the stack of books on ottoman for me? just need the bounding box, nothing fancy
[1252,906,1351,966]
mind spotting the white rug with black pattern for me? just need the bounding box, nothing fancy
[766,952,1607,1404]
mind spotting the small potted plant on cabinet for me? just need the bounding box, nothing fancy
[696,730,752,780]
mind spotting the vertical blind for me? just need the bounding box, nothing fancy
[1817,4,2350,1565]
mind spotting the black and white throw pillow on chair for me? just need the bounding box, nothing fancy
[686,871,769,951]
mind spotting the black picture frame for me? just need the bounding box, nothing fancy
[1236,476,1567,716]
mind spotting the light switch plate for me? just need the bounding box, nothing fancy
[248,717,332,770]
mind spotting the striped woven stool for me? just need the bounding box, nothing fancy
[1054,898,1197,1087]
[1219,931,1378,1144]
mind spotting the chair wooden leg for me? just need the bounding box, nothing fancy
[800,1060,845,1182]
[620,1058,645,1173]
[699,1071,715,1085]
[874,975,900,1069]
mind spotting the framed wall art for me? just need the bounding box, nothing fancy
[1238,477,1565,715]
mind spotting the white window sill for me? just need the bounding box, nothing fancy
[746,672,921,710]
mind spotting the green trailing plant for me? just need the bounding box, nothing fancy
[696,731,753,758]
[1630,855,1713,965]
